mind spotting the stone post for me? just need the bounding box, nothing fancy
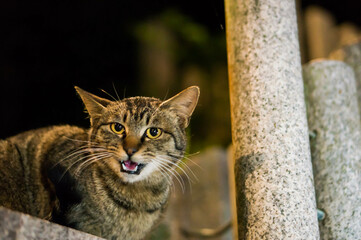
[224,0,319,239]
[303,60,361,239]
[330,42,361,115]
[0,207,103,240]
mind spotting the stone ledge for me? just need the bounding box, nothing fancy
[0,207,104,240]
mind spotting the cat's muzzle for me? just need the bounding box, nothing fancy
[120,160,146,175]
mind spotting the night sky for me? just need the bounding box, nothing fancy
[1,0,360,138]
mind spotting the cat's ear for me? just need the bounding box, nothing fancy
[160,86,200,127]
[75,86,112,125]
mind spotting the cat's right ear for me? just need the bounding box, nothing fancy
[75,86,112,125]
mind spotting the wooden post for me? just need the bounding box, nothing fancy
[304,6,337,59]
[224,0,319,238]
[227,145,238,240]
[303,60,361,239]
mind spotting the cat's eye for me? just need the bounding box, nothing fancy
[110,123,125,135]
[145,127,162,139]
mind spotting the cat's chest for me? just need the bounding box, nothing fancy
[72,192,165,239]
[70,177,168,239]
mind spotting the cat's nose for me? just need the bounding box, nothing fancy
[123,136,140,157]
[125,147,137,157]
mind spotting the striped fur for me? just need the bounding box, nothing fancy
[0,86,199,240]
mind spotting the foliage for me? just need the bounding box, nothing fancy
[134,9,231,151]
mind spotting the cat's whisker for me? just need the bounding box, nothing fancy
[53,146,109,168]
[100,88,119,102]
[153,158,186,193]
[155,165,176,193]
[152,158,176,179]
[58,153,98,179]
[153,164,169,180]
[109,84,127,114]
[75,153,112,176]
[185,151,200,157]
[74,154,101,172]
[75,159,102,177]
[59,152,110,181]
[99,89,125,115]
[168,152,203,171]
[52,147,93,168]
[157,155,197,184]
[112,82,122,101]
[182,156,203,171]
[177,161,199,182]
[170,156,199,182]
[156,156,196,194]
[57,154,93,182]
[159,165,184,194]
[162,88,170,101]
[166,154,204,183]
[183,153,204,171]
[74,152,113,173]
[152,158,184,191]
[63,136,102,146]
[151,163,174,189]
[150,103,163,118]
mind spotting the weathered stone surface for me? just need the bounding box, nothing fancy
[0,207,103,240]
[224,0,319,239]
[330,41,361,115]
[303,60,361,239]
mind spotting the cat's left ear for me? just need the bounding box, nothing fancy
[160,86,200,127]
[75,86,112,125]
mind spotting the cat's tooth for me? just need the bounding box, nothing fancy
[122,162,128,170]
[122,162,138,172]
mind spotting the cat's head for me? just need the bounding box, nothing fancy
[75,86,199,183]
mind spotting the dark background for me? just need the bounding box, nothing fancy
[1,0,360,141]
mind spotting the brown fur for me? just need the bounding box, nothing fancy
[0,86,199,239]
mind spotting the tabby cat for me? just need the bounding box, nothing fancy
[0,86,199,239]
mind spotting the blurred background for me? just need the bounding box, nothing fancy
[1,0,360,148]
[1,0,360,239]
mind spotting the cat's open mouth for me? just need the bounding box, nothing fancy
[120,160,146,175]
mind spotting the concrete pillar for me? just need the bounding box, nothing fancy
[0,207,102,240]
[330,42,361,115]
[224,0,319,239]
[303,60,361,239]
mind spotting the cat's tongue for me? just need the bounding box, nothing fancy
[123,160,138,171]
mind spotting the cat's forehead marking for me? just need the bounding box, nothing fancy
[122,97,161,110]
[107,97,163,129]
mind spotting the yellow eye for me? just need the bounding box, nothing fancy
[146,128,162,139]
[110,123,125,134]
